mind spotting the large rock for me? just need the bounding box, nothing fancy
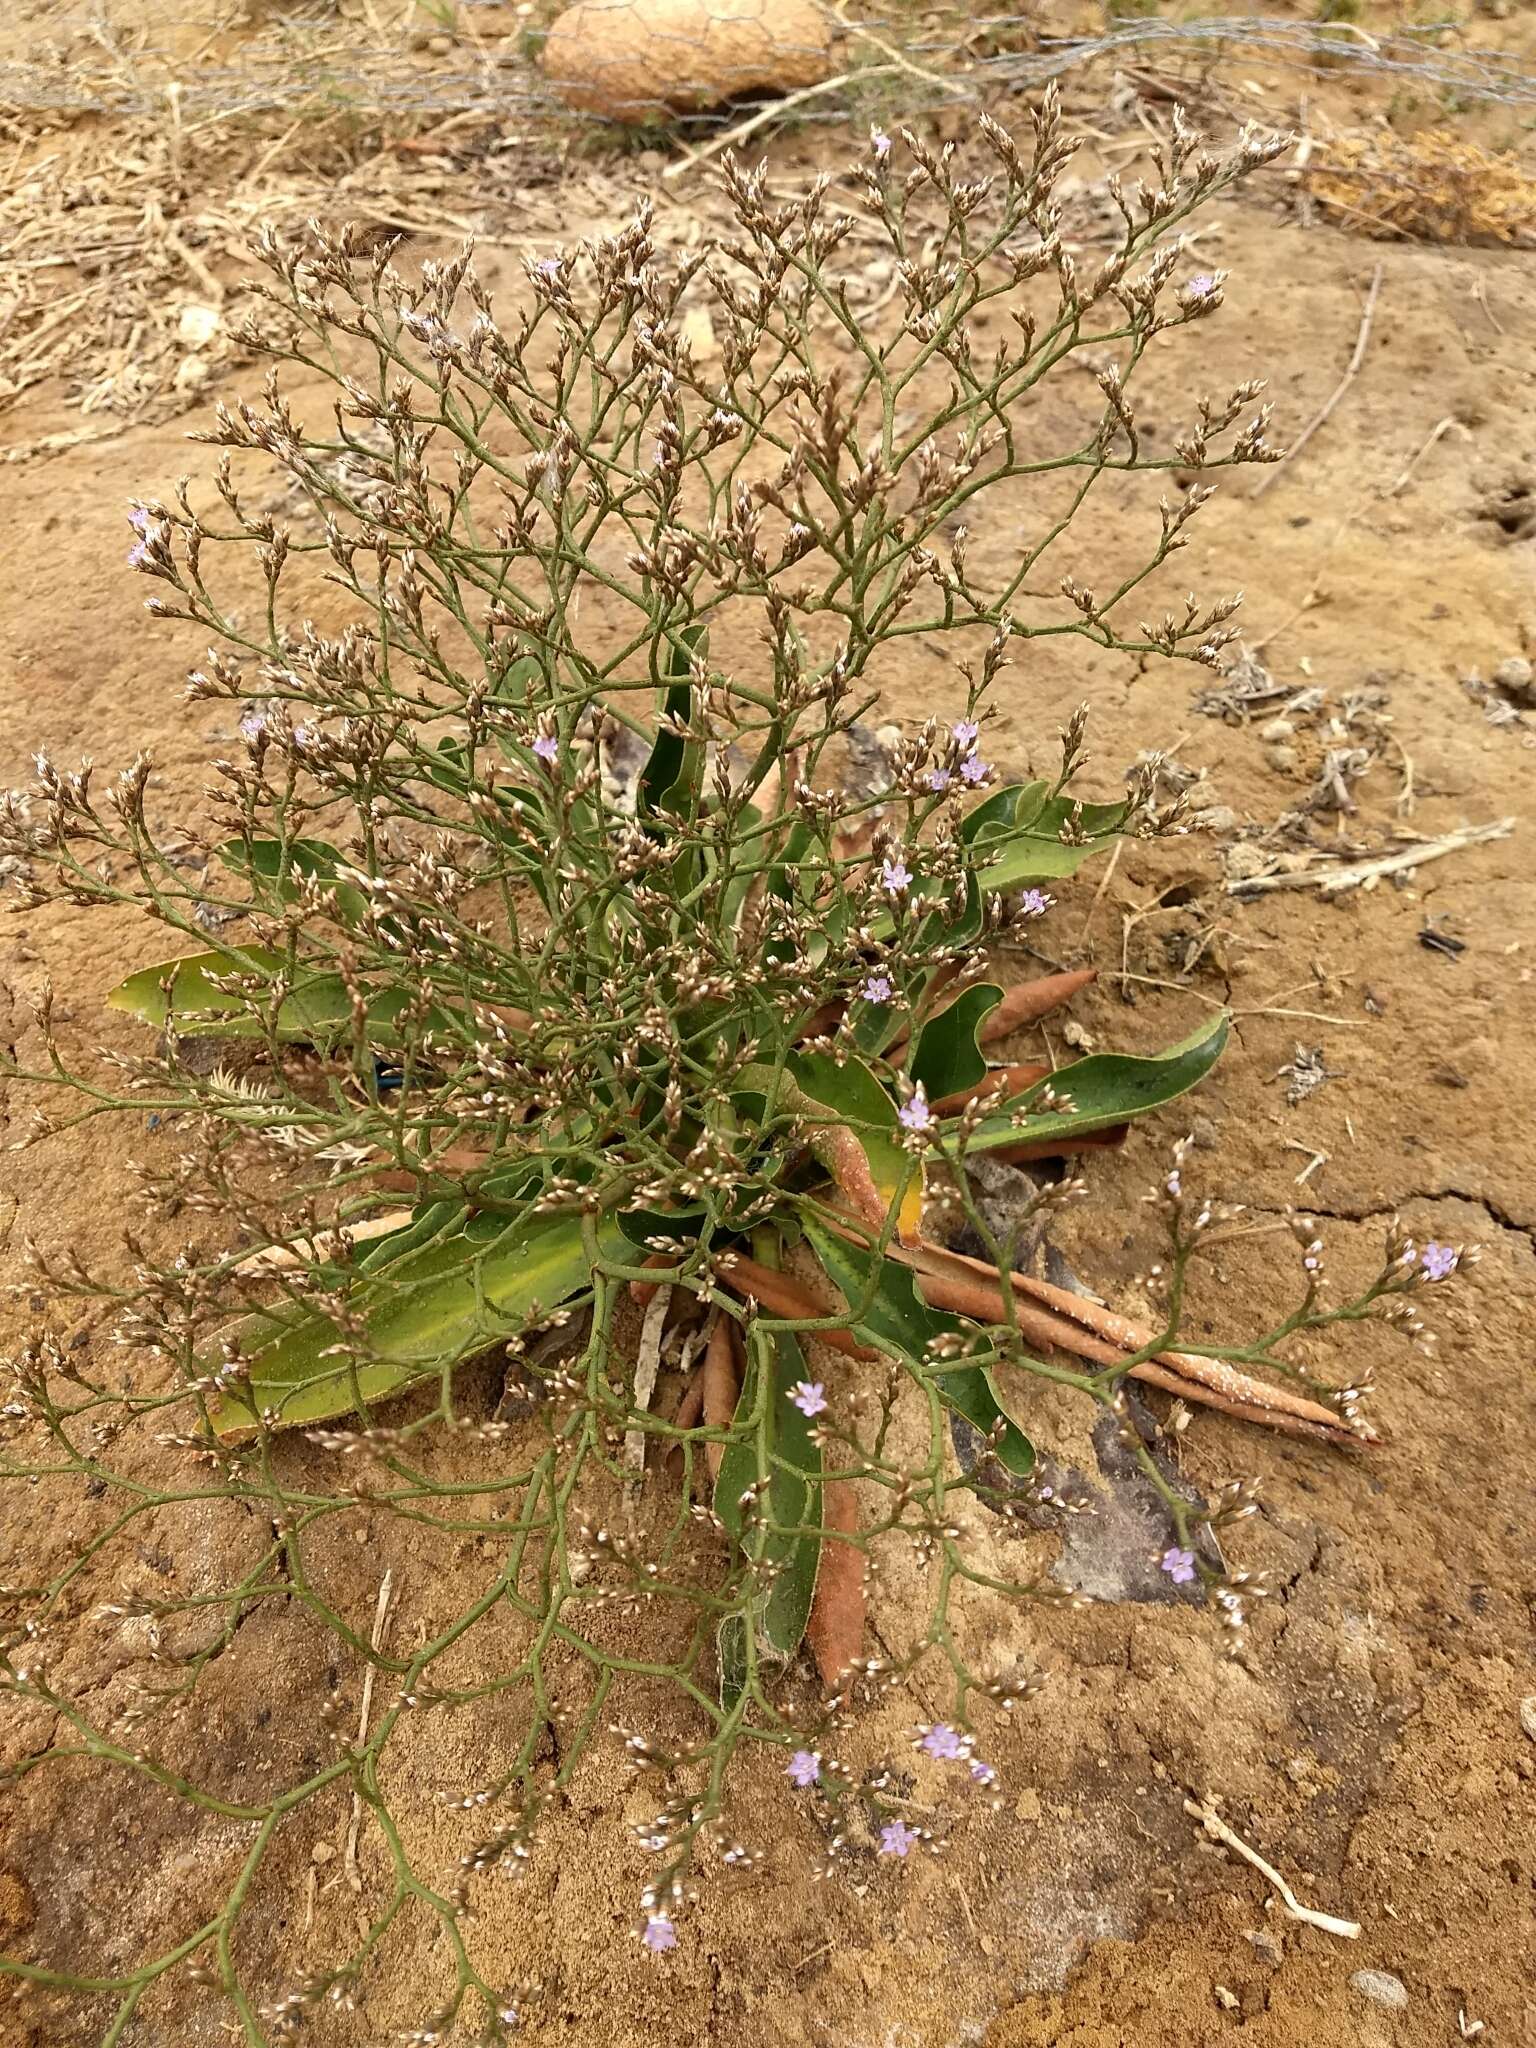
[541,0,834,124]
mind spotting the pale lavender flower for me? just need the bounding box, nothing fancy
[292,723,316,750]
[532,732,560,764]
[899,1084,932,1134]
[534,256,562,281]
[881,857,911,894]
[1019,888,1053,917]
[642,1914,677,1954]
[878,1820,918,1859]
[968,1758,997,1787]
[238,705,268,742]
[959,752,990,785]
[786,1749,821,1788]
[1160,1545,1196,1585]
[927,767,952,794]
[790,1381,827,1418]
[126,507,154,568]
[861,973,893,1005]
[870,126,892,162]
[1420,1241,1458,1281]
[1184,272,1221,301]
[919,1723,966,1762]
[1165,1171,1182,1199]
[952,718,979,747]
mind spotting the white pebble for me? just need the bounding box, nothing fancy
[1350,1970,1408,2010]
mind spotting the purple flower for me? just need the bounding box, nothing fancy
[292,723,317,750]
[642,1914,677,1953]
[534,256,562,281]
[952,719,979,747]
[239,705,269,742]
[878,1820,918,1859]
[968,1758,997,1787]
[899,1085,932,1134]
[927,767,952,794]
[1160,1545,1196,1585]
[786,1749,821,1787]
[532,732,560,764]
[127,540,150,568]
[1018,888,1053,917]
[959,752,990,785]
[881,857,911,895]
[1165,1171,1182,1199]
[128,506,152,533]
[1420,1241,1458,1281]
[861,973,893,1005]
[870,126,892,162]
[919,1723,966,1762]
[1184,272,1220,301]
[789,1381,827,1418]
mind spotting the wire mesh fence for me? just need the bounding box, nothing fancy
[3,5,1533,133]
[2,4,1531,458]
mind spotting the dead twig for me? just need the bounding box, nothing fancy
[1226,818,1515,898]
[345,1569,398,1894]
[625,1280,673,1485]
[1185,1796,1362,1939]
[1251,264,1383,498]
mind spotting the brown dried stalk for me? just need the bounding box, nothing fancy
[894,1240,1364,1444]
[716,1255,877,1362]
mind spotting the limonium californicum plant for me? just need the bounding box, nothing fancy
[0,100,1470,2042]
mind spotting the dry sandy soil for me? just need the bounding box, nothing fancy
[1,6,1534,2046]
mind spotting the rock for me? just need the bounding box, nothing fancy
[1196,804,1241,835]
[1222,841,1271,884]
[1492,655,1535,703]
[1350,1970,1409,2011]
[1259,715,1296,742]
[1520,1695,1536,1742]
[542,0,833,123]
[1262,741,1299,776]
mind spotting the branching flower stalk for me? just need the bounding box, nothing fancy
[0,106,1468,2044]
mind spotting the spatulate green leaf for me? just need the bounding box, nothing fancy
[714,1326,823,1700]
[960,1014,1229,1156]
[909,982,1003,1101]
[804,1220,1034,1478]
[210,1210,618,1438]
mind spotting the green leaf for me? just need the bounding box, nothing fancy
[215,837,368,926]
[803,1221,1034,1478]
[714,1326,823,1701]
[106,948,353,1041]
[616,1202,708,1251]
[961,1014,1229,1155]
[965,780,1130,890]
[788,1048,923,1242]
[909,982,1003,1101]
[105,948,458,1050]
[210,1210,619,1437]
[638,624,708,818]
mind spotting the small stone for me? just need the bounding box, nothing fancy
[1013,1788,1042,1822]
[1262,741,1299,776]
[312,1841,335,1864]
[1351,1970,1409,2011]
[1197,804,1241,835]
[1223,842,1271,884]
[1519,1695,1536,1742]
[1259,715,1296,742]
[1492,656,1535,703]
